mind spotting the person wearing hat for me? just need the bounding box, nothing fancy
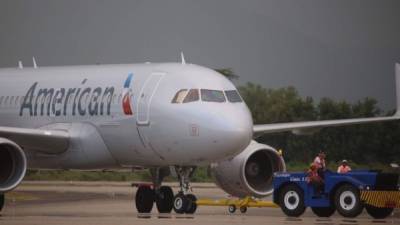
[337,160,352,173]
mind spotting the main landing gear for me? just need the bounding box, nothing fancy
[134,166,198,214]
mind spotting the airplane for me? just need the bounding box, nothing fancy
[0,57,399,214]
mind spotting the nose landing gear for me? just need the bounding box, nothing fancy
[134,166,198,214]
[173,166,198,214]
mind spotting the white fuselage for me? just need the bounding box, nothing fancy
[0,63,253,169]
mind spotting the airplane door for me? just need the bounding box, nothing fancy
[136,72,164,125]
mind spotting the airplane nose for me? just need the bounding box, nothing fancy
[209,106,253,158]
[224,113,253,156]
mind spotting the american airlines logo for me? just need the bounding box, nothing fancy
[122,73,133,115]
[19,73,134,117]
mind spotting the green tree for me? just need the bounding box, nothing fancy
[215,68,239,80]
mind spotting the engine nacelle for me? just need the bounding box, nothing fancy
[211,140,285,198]
[0,138,27,193]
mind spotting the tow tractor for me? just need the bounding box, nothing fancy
[273,170,400,218]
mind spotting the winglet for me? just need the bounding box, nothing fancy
[180,52,186,65]
[32,57,38,69]
[395,63,400,117]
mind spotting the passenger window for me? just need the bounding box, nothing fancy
[172,89,188,103]
[225,90,243,103]
[201,89,226,102]
[183,89,199,103]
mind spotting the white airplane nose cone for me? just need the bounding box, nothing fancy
[224,118,253,156]
[211,107,253,158]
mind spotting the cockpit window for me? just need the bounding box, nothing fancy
[225,90,243,103]
[172,89,188,103]
[183,89,199,103]
[201,89,226,102]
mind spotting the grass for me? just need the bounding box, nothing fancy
[24,162,398,183]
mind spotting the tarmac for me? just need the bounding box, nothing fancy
[0,181,399,225]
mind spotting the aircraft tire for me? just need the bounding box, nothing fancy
[279,184,306,217]
[185,194,197,214]
[156,186,174,213]
[365,205,393,219]
[0,194,4,212]
[334,184,363,218]
[135,186,155,213]
[173,193,189,214]
[228,205,236,213]
[311,207,335,217]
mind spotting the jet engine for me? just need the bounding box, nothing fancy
[0,138,27,193]
[211,140,285,198]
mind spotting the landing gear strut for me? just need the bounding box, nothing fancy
[173,166,197,214]
[0,194,4,212]
[134,166,197,214]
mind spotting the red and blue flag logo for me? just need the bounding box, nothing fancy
[122,73,134,115]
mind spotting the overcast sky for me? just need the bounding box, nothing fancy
[1,0,399,110]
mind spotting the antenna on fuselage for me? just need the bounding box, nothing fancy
[180,52,186,65]
[32,57,38,69]
[18,61,23,69]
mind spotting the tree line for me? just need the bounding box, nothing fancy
[239,82,399,164]
[217,69,400,165]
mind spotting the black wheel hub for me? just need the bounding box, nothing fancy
[344,196,352,205]
[288,196,296,205]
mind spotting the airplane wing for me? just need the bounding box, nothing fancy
[0,126,69,154]
[253,115,400,135]
[255,64,400,135]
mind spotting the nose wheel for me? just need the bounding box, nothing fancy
[173,193,197,214]
[173,166,198,214]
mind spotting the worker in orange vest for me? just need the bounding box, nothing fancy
[313,152,326,170]
[337,160,352,173]
[313,151,326,178]
[307,163,324,196]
